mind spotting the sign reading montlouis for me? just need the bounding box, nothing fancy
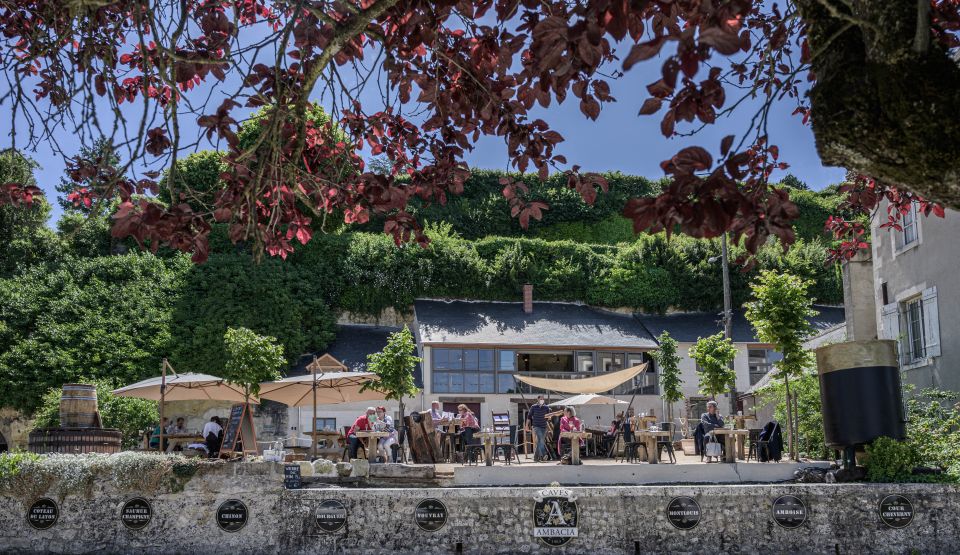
[533,483,579,547]
[879,495,914,529]
[120,497,153,530]
[216,499,249,532]
[771,495,807,529]
[414,499,447,532]
[666,497,702,530]
[26,498,58,530]
[316,500,348,533]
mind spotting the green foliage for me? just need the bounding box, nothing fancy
[222,326,285,399]
[32,380,158,448]
[55,138,120,214]
[866,436,919,483]
[745,271,817,379]
[0,452,40,486]
[906,388,960,478]
[157,150,227,210]
[0,150,63,277]
[756,369,832,459]
[653,332,683,404]
[168,253,336,374]
[689,333,738,399]
[364,326,421,405]
[0,253,191,413]
[535,214,637,244]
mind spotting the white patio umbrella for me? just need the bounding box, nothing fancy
[112,360,257,452]
[257,369,386,458]
[549,394,629,407]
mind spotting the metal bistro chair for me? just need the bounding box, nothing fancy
[747,428,771,462]
[656,422,677,464]
[340,426,365,461]
[618,424,647,463]
[491,412,521,465]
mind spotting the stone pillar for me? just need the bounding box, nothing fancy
[842,251,877,341]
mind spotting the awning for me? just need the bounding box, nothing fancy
[512,363,648,395]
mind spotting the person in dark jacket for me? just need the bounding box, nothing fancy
[698,401,726,458]
[758,421,784,462]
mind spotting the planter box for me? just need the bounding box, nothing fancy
[681,438,697,454]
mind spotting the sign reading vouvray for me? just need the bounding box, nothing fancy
[414,499,447,532]
[216,499,249,532]
[120,497,153,530]
[27,498,58,530]
[666,497,701,530]
[316,500,348,533]
[533,483,579,547]
[879,495,914,529]
[772,495,807,529]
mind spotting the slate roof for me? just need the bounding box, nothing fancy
[288,324,423,387]
[637,305,846,344]
[414,299,658,349]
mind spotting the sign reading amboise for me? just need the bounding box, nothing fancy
[533,483,579,547]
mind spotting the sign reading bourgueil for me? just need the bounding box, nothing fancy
[533,483,579,548]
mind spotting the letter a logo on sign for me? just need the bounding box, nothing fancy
[532,482,579,548]
[547,501,568,526]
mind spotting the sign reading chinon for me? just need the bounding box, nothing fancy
[533,483,579,547]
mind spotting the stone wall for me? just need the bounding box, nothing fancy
[1,461,958,554]
[0,408,33,451]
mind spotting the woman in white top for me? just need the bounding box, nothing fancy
[374,406,398,462]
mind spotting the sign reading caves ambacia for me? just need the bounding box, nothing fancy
[533,483,579,547]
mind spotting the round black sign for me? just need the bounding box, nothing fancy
[120,497,153,530]
[533,495,579,547]
[879,495,914,529]
[316,499,348,533]
[26,498,58,530]
[771,495,807,529]
[216,499,248,532]
[666,497,702,530]
[414,498,447,532]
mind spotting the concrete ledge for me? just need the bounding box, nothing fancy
[452,461,831,486]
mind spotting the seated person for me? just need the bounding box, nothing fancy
[602,412,624,455]
[699,400,726,457]
[202,416,223,458]
[166,417,187,435]
[428,401,447,426]
[374,406,398,462]
[347,407,377,459]
[149,417,169,450]
[557,406,584,460]
[456,404,480,447]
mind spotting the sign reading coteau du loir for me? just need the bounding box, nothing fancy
[533,483,579,547]
[26,498,58,530]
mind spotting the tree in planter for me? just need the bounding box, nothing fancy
[744,270,817,461]
[689,333,738,401]
[653,332,683,427]
[221,327,285,404]
[362,326,422,445]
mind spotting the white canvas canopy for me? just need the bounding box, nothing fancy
[512,363,647,395]
[549,394,628,407]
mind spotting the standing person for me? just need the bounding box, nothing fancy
[375,406,398,462]
[526,395,552,462]
[557,406,584,460]
[202,416,223,458]
[457,404,480,447]
[347,407,377,459]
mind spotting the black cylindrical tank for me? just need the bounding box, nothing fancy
[816,340,906,449]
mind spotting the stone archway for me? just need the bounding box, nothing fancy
[0,430,7,453]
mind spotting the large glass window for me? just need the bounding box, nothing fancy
[598,352,624,373]
[748,348,782,385]
[576,352,594,373]
[432,348,497,394]
[629,353,658,395]
[903,298,925,362]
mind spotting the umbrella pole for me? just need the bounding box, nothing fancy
[312,372,318,460]
[159,359,166,454]
[517,383,531,460]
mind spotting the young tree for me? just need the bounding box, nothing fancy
[744,270,817,461]
[222,326,285,403]
[652,331,683,425]
[1,2,954,263]
[689,333,738,401]
[363,326,422,432]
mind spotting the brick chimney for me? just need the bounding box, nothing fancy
[523,283,533,314]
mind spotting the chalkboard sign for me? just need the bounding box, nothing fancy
[220,403,257,457]
[316,500,348,533]
[26,498,58,530]
[414,498,448,532]
[772,495,807,529]
[666,497,701,530]
[879,495,914,528]
[284,464,302,489]
[216,499,249,532]
[120,497,153,530]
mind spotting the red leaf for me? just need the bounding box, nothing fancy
[623,39,663,70]
[638,98,662,115]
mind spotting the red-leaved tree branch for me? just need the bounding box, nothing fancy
[0,1,955,262]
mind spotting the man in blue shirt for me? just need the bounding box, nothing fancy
[526,395,552,462]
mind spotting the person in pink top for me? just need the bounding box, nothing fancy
[557,406,584,458]
[457,404,480,447]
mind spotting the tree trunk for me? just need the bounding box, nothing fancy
[783,374,796,461]
[792,389,801,462]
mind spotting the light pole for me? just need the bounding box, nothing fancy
[710,233,736,416]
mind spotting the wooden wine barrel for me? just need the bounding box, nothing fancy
[28,428,122,454]
[59,384,100,428]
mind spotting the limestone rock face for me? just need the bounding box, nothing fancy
[295,461,314,476]
[335,461,353,477]
[312,458,336,477]
[349,458,370,477]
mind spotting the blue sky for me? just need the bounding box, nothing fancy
[7,35,846,224]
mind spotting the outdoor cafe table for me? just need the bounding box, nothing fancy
[712,428,750,463]
[308,430,343,447]
[354,431,390,464]
[634,430,670,464]
[474,430,508,466]
[164,434,204,453]
[559,431,592,465]
[437,418,462,462]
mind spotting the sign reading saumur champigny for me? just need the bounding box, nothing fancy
[532,483,580,547]
[119,497,153,530]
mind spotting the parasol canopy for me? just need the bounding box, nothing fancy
[513,363,648,395]
[257,371,386,406]
[549,393,629,407]
[112,372,257,403]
